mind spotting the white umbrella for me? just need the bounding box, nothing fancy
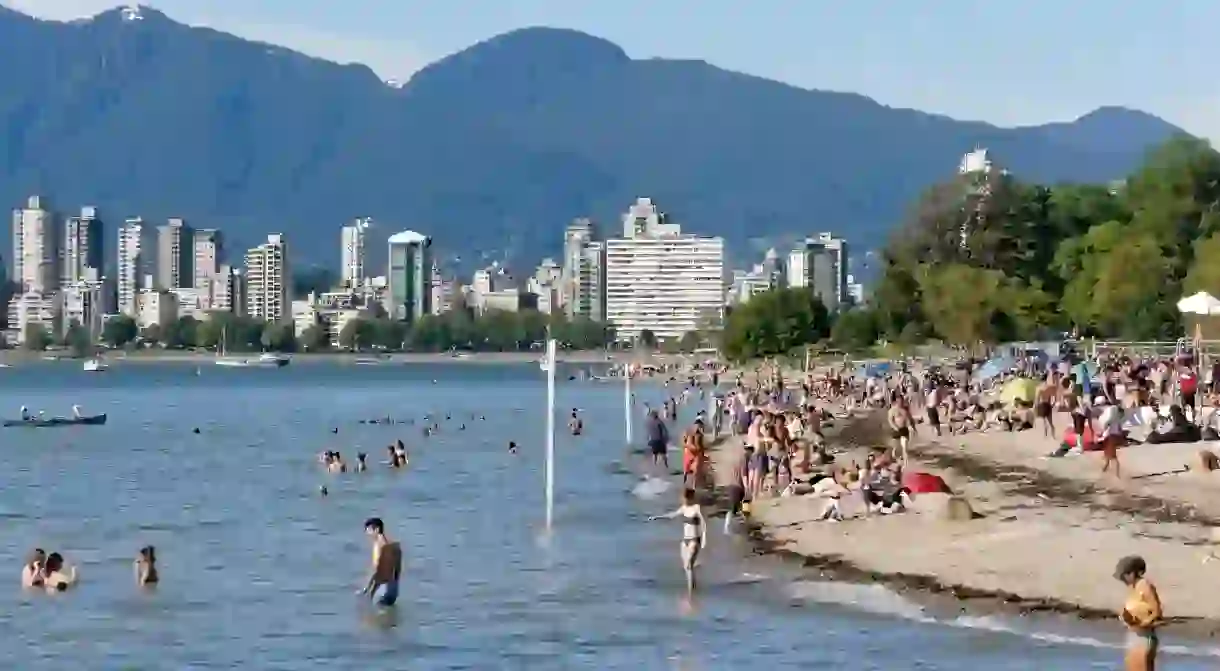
[1176,292,1220,315]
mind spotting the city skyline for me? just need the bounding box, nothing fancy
[9,1,1218,141]
[4,191,853,346]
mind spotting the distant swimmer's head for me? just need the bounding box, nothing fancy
[27,548,45,566]
[1114,555,1147,584]
[364,518,385,535]
[45,553,64,572]
[139,545,156,564]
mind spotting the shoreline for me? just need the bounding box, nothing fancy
[0,350,689,366]
[703,412,1220,643]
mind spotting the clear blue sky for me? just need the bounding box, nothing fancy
[10,1,1218,140]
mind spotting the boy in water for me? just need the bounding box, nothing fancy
[359,517,402,607]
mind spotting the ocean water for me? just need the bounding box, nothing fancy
[0,361,1213,670]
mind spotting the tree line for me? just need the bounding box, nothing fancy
[846,135,1220,347]
[714,136,1220,361]
[23,308,616,354]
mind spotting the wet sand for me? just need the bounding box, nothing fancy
[704,412,1220,640]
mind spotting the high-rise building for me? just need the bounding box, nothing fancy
[787,233,848,310]
[341,218,371,289]
[245,234,289,322]
[620,197,680,238]
[117,218,153,316]
[386,231,431,323]
[62,206,103,286]
[11,195,60,294]
[192,228,224,289]
[605,199,724,342]
[156,218,194,289]
[561,218,607,321]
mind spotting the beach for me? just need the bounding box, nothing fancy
[706,410,1220,640]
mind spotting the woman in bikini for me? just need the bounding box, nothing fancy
[1115,555,1161,670]
[648,488,707,595]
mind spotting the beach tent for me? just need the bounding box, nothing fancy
[856,362,892,378]
[972,355,1016,384]
[903,471,952,495]
[1176,292,1220,315]
[1000,378,1037,406]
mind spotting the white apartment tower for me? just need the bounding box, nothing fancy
[561,218,606,322]
[62,206,103,286]
[341,218,371,289]
[12,195,60,294]
[156,218,194,289]
[245,234,289,322]
[605,198,725,342]
[117,218,152,316]
[787,233,848,310]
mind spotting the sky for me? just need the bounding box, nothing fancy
[7,1,1219,140]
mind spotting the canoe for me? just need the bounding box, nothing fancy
[2,413,107,428]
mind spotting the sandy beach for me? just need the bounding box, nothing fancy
[706,410,1220,639]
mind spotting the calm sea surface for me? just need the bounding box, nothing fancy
[0,362,1213,670]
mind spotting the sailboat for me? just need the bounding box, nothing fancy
[214,325,290,369]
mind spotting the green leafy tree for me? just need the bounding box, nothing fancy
[163,316,200,349]
[22,323,52,351]
[721,287,831,362]
[64,321,93,358]
[339,318,375,351]
[101,315,139,348]
[141,323,163,346]
[830,308,880,351]
[677,331,702,353]
[371,319,407,350]
[298,324,329,351]
[638,329,658,350]
[261,320,296,352]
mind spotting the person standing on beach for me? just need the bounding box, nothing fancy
[1035,374,1057,437]
[887,398,916,465]
[359,518,402,607]
[1115,555,1161,671]
[1097,396,1125,479]
[645,411,671,470]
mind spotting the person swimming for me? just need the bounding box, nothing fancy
[42,552,76,592]
[359,517,402,607]
[648,488,707,594]
[135,546,158,586]
[21,548,45,587]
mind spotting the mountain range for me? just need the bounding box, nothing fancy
[0,4,1188,273]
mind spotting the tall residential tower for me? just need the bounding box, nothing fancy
[387,230,431,323]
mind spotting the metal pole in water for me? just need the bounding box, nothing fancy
[624,362,633,446]
[544,338,557,532]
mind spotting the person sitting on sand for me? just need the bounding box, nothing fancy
[810,469,850,522]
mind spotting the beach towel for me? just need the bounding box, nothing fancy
[903,471,952,495]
